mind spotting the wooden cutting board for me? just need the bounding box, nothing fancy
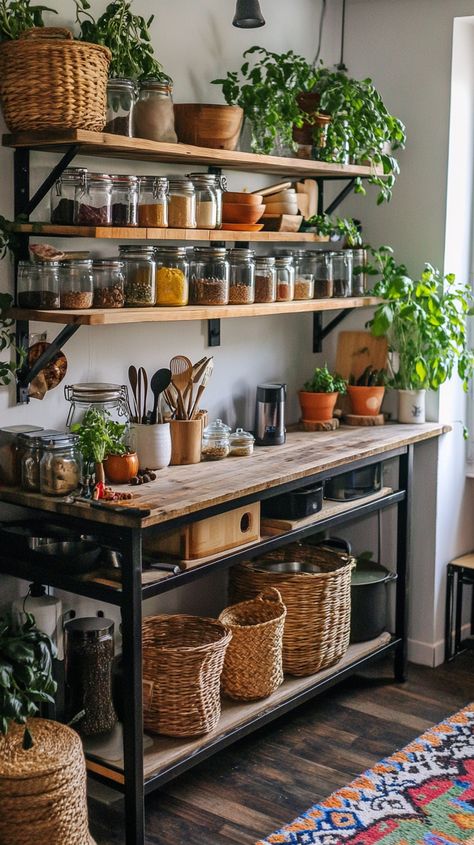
[336,331,388,380]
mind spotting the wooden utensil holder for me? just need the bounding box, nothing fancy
[170,419,202,465]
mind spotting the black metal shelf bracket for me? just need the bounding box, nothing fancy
[313,309,352,353]
[325,178,356,216]
[16,323,80,405]
[208,318,221,347]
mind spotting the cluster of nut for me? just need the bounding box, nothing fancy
[130,468,157,486]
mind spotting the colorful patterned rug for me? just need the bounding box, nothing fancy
[257,703,474,845]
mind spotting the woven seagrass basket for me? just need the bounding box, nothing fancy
[230,543,355,677]
[219,587,287,701]
[142,614,232,737]
[0,718,95,845]
[0,28,111,132]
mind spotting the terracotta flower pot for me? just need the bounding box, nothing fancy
[298,391,338,422]
[174,104,244,150]
[347,385,385,416]
[104,452,139,484]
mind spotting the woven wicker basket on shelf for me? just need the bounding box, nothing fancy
[142,614,232,737]
[230,543,355,677]
[0,718,95,845]
[218,587,287,701]
[0,28,111,132]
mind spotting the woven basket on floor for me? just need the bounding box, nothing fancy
[142,614,232,737]
[0,718,95,845]
[230,543,355,677]
[218,588,286,701]
[0,28,110,132]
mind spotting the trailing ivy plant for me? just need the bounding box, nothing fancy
[0,612,57,748]
[303,364,347,394]
[0,0,56,41]
[365,246,474,392]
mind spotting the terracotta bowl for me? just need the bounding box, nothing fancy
[223,192,263,205]
[222,203,265,224]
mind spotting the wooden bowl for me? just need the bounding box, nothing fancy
[222,203,265,224]
[223,192,263,205]
[174,104,244,151]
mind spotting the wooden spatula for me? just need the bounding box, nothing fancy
[170,355,192,420]
[190,359,214,419]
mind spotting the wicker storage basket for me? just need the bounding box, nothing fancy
[230,543,355,677]
[0,718,95,845]
[142,614,232,737]
[218,587,287,701]
[0,28,111,132]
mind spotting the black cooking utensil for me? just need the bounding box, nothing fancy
[150,368,172,425]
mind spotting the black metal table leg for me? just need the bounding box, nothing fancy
[445,564,455,662]
[121,528,145,845]
[394,445,413,682]
[455,568,463,655]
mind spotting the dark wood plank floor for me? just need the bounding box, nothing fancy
[90,653,474,845]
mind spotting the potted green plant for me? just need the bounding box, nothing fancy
[348,366,386,416]
[0,0,56,40]
[366,246,474,423]
[71,407,138,485]
[299,364,347,422]
[301,213,362,246]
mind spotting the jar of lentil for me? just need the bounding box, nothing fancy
[254,256,276,303]
[314,252,334,298]
[202,418,231,461]
[138,176,168,227]
[75,173,113,226]
[274,255,295,301]
[110,175,138,226]
[105,78,136,136]
[17,261,60,310]
[39,435,82,497]
[59,260,93,309]
[351,248,368,296]
[133,79,177,143]
[293,250,315,300]
[155,246,189,306]
[119,245,156,307]
[332,250,353,297]
[64,617,118,737]
[188,173,218,229]
[92,259,125,308]
[228,248,255,304]
[50,167,87,225]
[168,178,196,229]
[190,247,229,305]
[229,427,255,457]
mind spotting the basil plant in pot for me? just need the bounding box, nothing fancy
[299,364,347,422]
[366,246,474,423]
[72,407,138,486]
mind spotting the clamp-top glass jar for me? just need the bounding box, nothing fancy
[19,430,62,492]
[138,176,168,227]
[155,246,189,306]
[39,434,82,497]
[274,255,295,301]
[168,178,196,229]
[110,175,138,226]
[332,250,353,297]
[75,173,113,226]
[17,260,60,310]
[105,78,136,136]
[65,383,130,430]
[202,419,231,461]
[133,80,177,143]
[228,248,255,304]
[92,259,125,308]
[293,250,315,300]
[351,248,368,296]
[254,256,276,303]
[314,252,334,298]
[50,167,87,225]
[119,245,156,306]
[190,247,229,305]
[58,260,93,310]
[187,172,225,228]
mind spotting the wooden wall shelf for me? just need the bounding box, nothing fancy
[14,223,331,243]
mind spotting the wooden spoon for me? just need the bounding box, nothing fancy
[139,366,148,424]
[170,355,192,420]
[190,359,214,419]
[186,356,213,417]
[128,365,139,423]
[150,368,172,425]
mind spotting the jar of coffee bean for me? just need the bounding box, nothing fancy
[65,617,118,737]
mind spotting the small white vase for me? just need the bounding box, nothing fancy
[130,423,171,469]
[397,389,426,424]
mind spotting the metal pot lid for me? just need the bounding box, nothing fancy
[65,616,114,640]
[352,560,393,585]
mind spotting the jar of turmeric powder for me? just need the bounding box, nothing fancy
[137,176,168,227]
[154,246,189,306]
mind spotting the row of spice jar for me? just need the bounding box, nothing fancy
[0,426,82,496]
[51,168,225,229]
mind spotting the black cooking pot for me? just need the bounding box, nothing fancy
[350,559,397,642]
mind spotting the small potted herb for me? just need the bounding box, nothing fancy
[348,367,386,416]
[71,407,138,485]
[299,364,347,422]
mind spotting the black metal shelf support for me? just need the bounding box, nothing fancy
[313,309,352,353]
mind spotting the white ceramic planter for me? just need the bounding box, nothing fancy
[397,389,426,424]
[130,423,172,469]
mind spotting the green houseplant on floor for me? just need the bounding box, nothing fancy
[299,364,347,422]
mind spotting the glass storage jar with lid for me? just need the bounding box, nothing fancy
[65,383,130,429]
[168,178,196,229]
[0,425,43,487]
[105,78,136,136]
[154,246,189,306]
[332,250,353,297]
[39,434,82,497]
[351,248,368,296]
[92,259,125,308]
[274,255,295,301]
[110,175,138,226]
[75,173,113,226]
[187,173,218,229]
[254,256,276,303]
[228,248,255,304]
[187,172,226,229]
[293,249,315,300]
[133,79,177,143]
[314,252,334,298]
[50,167,87,225]
[202,419,231,461]
[20,430,67,492]
[17,260,60,309]
[64,617,117,737]
[138,176,168,227]
[58,260,93,309]
[119,245,156,306]
[190,247,229,305]
[229,427,255,457]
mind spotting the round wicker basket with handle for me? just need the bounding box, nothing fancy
[230,543,355,677]
[0,718,95,845]
[218,588,286,701]
[0,28,111,132]
[142,614,232,737]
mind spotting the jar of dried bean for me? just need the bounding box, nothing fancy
[228,248,255,304]
[65,617,117,737]
[39,435,82,497]
[59,260,93,310]
[190,247,229,305]
[351,248,368,296]
[110,175,138,226]
[314,252,334,298]
[17,260,60,309]
[75,173,113,226]
[254,256,276,303]
[50,167,87,225]
[202,418,231,461]
[274,255,295,302]
[92,260,125,308]
[332,250,353,297]
[119,245,156,306]
[168,178,196,229]
[293,250,315,300]
[106,78,136,136]
[154,246,189,306]
[138,176,168,227]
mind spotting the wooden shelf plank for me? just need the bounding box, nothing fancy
[9,297,382,326]
[2,129,385,179]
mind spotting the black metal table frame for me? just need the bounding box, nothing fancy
[0,444,413,845]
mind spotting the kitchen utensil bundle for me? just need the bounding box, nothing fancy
[165,355,213,421]
[128,364,172,424]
